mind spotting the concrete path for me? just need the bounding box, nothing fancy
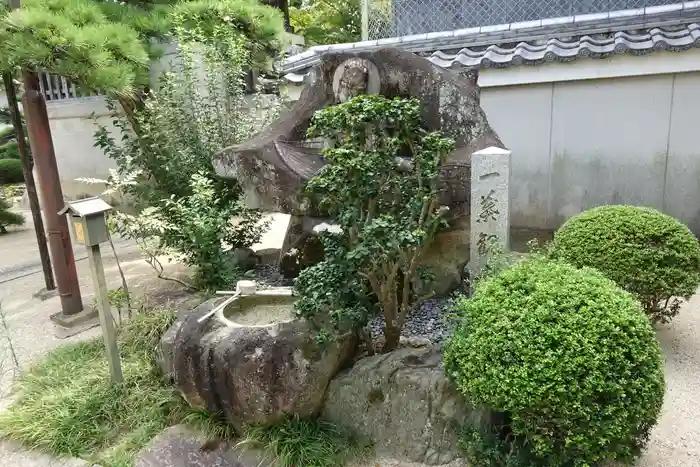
[637,292,700,467]
[0,213,191,467]
[0,213,699,466]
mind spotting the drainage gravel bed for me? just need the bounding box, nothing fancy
[367,298,458,345]
[255,264,460,344]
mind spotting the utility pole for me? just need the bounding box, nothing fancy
[21,70,83,316]
[2,72,56,292]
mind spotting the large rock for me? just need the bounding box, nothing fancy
[214,48,503,297]
[323,346,485,465]
[168,299,356,429]
[155,320,181,383]
[415,224,471,297]
[214,47,502,220]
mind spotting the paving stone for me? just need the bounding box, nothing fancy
[134,425,272,467]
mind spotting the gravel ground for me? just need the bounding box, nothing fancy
[367,297,457,345]
[252,264,293,288]
[635,292,700,467]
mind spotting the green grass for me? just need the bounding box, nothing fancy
[0,308,366,467]
[239,416,370,467]
[0,309,233,467]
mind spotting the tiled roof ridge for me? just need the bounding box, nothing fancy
[282,1,700,75]
[428,23,700,69]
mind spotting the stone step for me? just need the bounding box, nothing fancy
[134,424,465,467]
[134,425,273,467]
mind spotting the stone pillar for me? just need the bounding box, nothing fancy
[469,146,511,283]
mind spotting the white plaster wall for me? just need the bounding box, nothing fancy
[479,84,553,229]
[46,96,119,200]
[43,47,700,232]
[480,70,700,233]
[664,73,700,231]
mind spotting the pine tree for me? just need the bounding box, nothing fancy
[0,0,285,134]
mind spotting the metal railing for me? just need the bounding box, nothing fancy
[38,72,102,101]
[363,0,687,39]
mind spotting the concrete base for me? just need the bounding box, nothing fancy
[32,287,59,301]
[50,307,100,339]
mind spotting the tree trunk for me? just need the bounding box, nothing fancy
[382,323,401,352]
[117,95,144,137]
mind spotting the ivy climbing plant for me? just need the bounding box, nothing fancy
[294,95,454,352]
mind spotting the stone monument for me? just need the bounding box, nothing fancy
[469,147,511,283]
[214,47,504,295]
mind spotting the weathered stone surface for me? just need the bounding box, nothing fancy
[156,320,181,383]
[469,147,511,282]
[214,47,503,221]
[134,425,272,467]
[323,347,485,465]
[251,212,292,265]
[279,232,325,279]
[415,226,471,297]
[228,248,260,272]
[277,215,332,278]
[214,48,502,297]
[169,299,356,429]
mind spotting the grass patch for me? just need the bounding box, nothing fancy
[239,416,370,467]
[0,309,233,467]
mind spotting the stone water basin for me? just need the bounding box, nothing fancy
[167,282,356,429]
[216,288,296,327]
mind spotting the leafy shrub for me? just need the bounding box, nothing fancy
[294,95,454,351]
[109,173,267,291]
[0,197,23,233]
[550,205,700,323]
[0,158,23,184]
[444,258,665,467]
[0,125,15,144]
[91,16,281,290]
[2,183,25,199]
[171,0,285,69]
[290,0,360,45]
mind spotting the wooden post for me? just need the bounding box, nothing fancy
[87,244,122,383]
[22,70,83,315]
[2,72,56,291]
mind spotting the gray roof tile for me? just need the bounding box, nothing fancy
[428,24,700,69]
[281,2,700,77]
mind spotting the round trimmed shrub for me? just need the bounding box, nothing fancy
[551,205,700,323]
[444,258,665,466]
[0,158,24,184]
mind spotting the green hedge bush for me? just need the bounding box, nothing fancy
[0,140,20,159]
[550,205,700,323]
[0,197,23,233]
[0,158,23,184]
[444,258,665,467]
